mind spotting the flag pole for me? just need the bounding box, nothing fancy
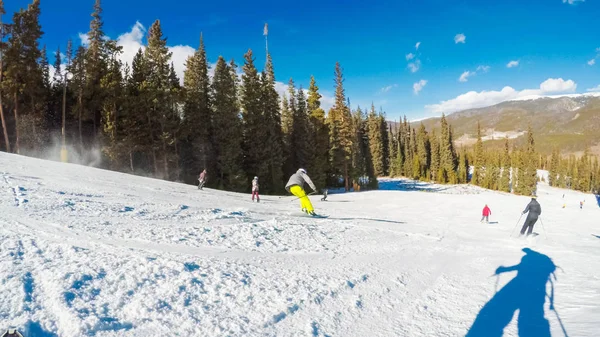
[264,23,269,57]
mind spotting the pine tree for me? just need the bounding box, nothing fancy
[513,149,523,194]
[240,49,269,189]
[521,126,537,195]
[144,20,174,178]
[367,104,384,176]
[119,47,150,172]
[281,92,294,178]
[85,0,109,140]
[327,62,353,191]
[182,34,212,182]
[69,46,87,150]
[439,114,457,183]
[430,129,440,181]
[499,138,511,192]
[379,111,390,176]
[100,39,125,168]
[211,56,245,191]
[4,0,44,153]
[388,124,398,177]
[457,148,468,184]
[261,53,284,193]
[351,106,366,185]
[287,78,310,172]
[402,118,412,177]
[416,123,430,179]
[306,75,328,189]
[0,0,9,152]
[549,148,560,186]
[473,121,484,186]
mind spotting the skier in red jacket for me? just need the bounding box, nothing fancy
[481,205,491,223]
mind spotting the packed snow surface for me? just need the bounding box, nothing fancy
[1,153,599,337]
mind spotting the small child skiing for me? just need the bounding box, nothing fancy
[252,176,260,202]
[198,169,207,190]
[481,204,491,223]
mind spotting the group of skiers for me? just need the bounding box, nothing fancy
[199,167,550,223]
[199,167,321,216]
[481,195,542,237]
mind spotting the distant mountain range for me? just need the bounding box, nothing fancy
[407,94,600,156]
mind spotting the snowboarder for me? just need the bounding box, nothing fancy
[285,168,318,216]
[198,169,207,190]
[520,196,541,236]
[252,176,260,203]
[481,204,491,223]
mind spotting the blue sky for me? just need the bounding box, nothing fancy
[6,0,600,120]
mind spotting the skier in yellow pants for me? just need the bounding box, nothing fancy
[285,168,318,216]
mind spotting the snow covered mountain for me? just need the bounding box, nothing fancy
[1,152,599,336]
[415,95,600,155]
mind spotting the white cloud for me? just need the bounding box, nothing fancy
[459,71,475,82]
[408,59,421,73]
[476,65,490,73]
[380,84,398,93]
[413,80,427,95]
[506,60,519,68]
[454,33,466,44]
[563,0,584,4]
[588,59,596,66]
[425,78,577,113]
[79,33,90,47]
[539,78,576,93]
[406,53,415,61]
[415,42,421,50]
[587,85,600,92]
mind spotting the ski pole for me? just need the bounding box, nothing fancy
[290,191,315,202]
[546,294,569,337]
[510,214,523,237]
[494,274,499,294]
[539,217,548,239]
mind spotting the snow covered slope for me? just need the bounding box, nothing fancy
[1,153,599,337]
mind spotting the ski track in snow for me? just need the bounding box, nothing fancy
[1,154,600,337]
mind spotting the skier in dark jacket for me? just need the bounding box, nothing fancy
[520,196,541,236]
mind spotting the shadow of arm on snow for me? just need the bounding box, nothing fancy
[465,248,569,337]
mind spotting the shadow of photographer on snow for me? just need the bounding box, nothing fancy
[466,248,568,337]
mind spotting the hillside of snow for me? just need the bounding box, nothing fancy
[1,153,599,337]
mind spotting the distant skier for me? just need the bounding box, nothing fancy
[520,195,541,236]
[285,168,318,216]
[580,201,583,209]
[198,169,207,190]
[481,204,491,223]
[252,176,260,203]
[321,189,328,201]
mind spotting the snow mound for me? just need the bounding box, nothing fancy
[1,152,599,337]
